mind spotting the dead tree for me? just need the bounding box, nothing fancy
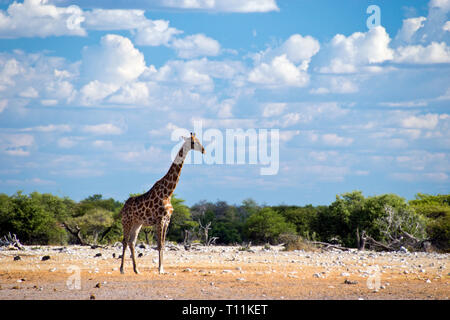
[183,229,192,250]
[206,236,219,246]
[198,220,212,246]
[356,228,367,251]
[99,225,113,243]
[62,223,87,246]
[365,205,428,251]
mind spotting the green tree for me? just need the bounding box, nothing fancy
[273,205,319,240]
[409,194,450,251]
[70,208,114,244]
[1,191,65,244]
[167,196,197,242]
[244,207,296,244]
[316,191,417,247]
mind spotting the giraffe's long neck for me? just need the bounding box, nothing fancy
[160,143,189,197]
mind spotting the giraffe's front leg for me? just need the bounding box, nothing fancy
[120,240,127,274]
[157,219,168,274]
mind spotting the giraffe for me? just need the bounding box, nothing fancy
[120,132,205,274]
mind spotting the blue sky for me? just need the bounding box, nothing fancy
[0,0,449,206]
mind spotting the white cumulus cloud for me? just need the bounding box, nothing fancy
[0,0,85,38]
[170,34,221,59]
[319,26,394,74]
[394,41,450,64]
[81,34,146,84]
[158,0,279,12]
[249,54,310,87]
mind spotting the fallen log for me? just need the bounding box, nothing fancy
[0,232,24,250]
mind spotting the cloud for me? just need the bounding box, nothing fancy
[248,54,310,87]
[1,177,56,186]
[392,172,448,182]
[134,19,182,46]
[379,100,428,107]
[0,57,23,88]
[0,1,183,45]
[92,140,113,149]
[396,0,450,46]
[302,164,349,182]
[257,34,320,64]
[318,26,394,74]
[279,130,300,142]
[248,34,319,87]
[79,80,119,105]
[308,150,339,162]
[117,145,164,164]
[322,133,354,147]
[148,58,244,93]
[108,81,150,105]
[82,8,148,30]
[262,103,286,117]
[216,98,234,118]
[0,99,7,113]
[79,34,147,105]
[0,51,77,108]
[82,123,124,135]
[401,113,440,129]
[430,0,450,11]
[192,117,257,129]
[19,86,39,98]
[157,0,279,12]
[444,21,450,31]
[170,33,221,59]
[81,34,146,84]
[394,41,450,64]
[57,136,80,148]
[395,17,427,43]
[390,2,450,64]
[21,124,72,132]
[0,0,85,38]
[0,133,34,156]
[310,76,359,94]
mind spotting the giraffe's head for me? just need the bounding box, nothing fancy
[183,132,205,154]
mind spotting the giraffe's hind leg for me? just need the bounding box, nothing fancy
[120,224,130,274]
[128,223,142,274]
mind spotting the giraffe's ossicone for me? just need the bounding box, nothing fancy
[120,133,205,274]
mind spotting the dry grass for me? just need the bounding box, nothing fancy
[279,234,320,252]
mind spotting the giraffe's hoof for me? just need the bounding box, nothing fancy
[134,269,141,275]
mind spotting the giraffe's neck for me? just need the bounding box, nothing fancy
[159,143,189,197]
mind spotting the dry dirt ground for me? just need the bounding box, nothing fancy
[0,244,448,300]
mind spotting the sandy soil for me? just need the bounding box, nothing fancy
[0,244,448,300]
